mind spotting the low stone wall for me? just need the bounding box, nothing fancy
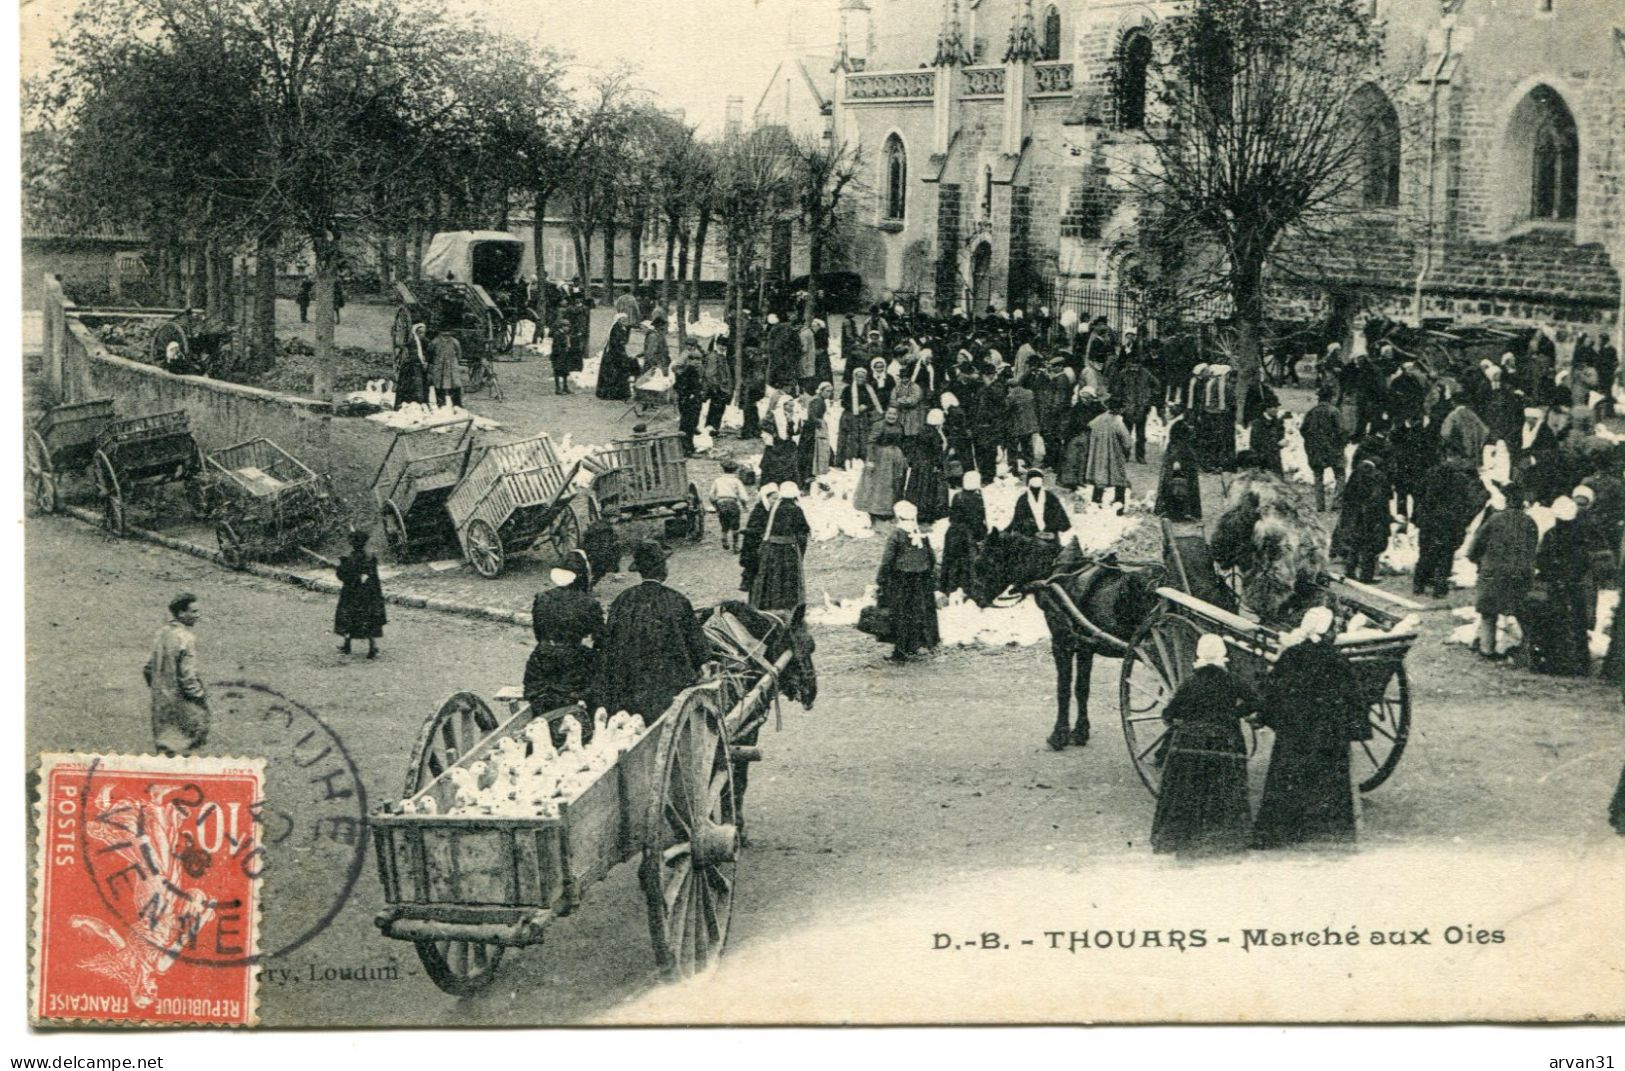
[64,315,334,468]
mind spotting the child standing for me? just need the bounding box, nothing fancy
[710,460,747,552]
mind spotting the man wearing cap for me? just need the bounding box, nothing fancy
[145,593,209,756]
[1008,470,1071,539]
[525,551,606,746]
[595,540,710,722]
[1252,606,1367,849]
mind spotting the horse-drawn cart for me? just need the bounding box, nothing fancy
[590,431,704,542]
[204,438,336,567]
[91,410,207,536]
[445,434,590,579]
[25,398,116,514]
[1118,525,1419,797]
[370,603,814,994]
[372,419,478,561]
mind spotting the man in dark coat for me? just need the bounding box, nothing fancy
[674,350,705,455]
[1388,416,1438,522]
[970,365,1010,484]
[1466,485,1539,659]
[1301,384,1346,512]
[594,541,711,721]
[1334,457,1392,583]
[1110,356,1161,464]
[524,551,605,746]
[1252,607,1368,849]
[1412,455,1488,598]
[1007,470,1071,539]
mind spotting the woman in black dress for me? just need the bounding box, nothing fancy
[902,408,952,526]
[334,530,386,658]
[874,499,940,661]
[939,470,987,595]
[1154,411,1203,521]
[1150,634,1259,856]
[1252,607,1369,849]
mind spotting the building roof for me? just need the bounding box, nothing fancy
[21,208,145,243]
[753,56,836,124]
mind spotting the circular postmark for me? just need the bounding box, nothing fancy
[79,681,368,968]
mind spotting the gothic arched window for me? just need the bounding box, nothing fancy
[1507,85,1578,222]
[1041,6,1062,62]
[884,134,908,222]
[1117,30,1153,130]
[1353,84,1401,208]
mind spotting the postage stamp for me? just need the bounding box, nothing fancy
[31,752,265,1027]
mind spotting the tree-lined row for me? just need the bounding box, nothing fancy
[25,0,862,395]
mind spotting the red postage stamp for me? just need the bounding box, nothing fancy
[31,753,265,1027]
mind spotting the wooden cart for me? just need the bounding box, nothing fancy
[370,605,808,994]
[91,410,207,536]
[25,398,116,514]
[589,431,704,543]
[203,438,335,568]
[445,434,588,579]
[1118,524,1419,797]
[371,419,478,561]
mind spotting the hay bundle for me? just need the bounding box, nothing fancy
[1211,469,1331,622]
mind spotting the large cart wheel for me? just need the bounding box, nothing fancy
[684,483,705,543]
[640,689,739,982]
[25,430,56,514]
[216,522,245,569]
[546,503,582,563]
[403,692,502,797]
[380,501,409,560]
[464,518,505,579]
[1356,663,1410,793]
[415,938,505,997]
[93,451,125,536]
[1117,609,1205,798]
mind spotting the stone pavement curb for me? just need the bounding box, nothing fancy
[58,506,529,629]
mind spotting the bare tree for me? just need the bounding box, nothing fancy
[786,133,863,323]
[714,127,793,394]
[1123,0,1393,412]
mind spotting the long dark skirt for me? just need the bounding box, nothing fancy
[334,575,386,639]
[838,410,875,466]
[903,461,951,526]
[886,569,940,655]
[1252,739,1355,849]
[750,541,806,612]
[759,440,799,487]
[940,525,978,595]
[596,350,633,400]
[1150,724,1251,855]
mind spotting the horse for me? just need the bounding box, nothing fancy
[967,531,1165,751]
[699,601,816,838]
